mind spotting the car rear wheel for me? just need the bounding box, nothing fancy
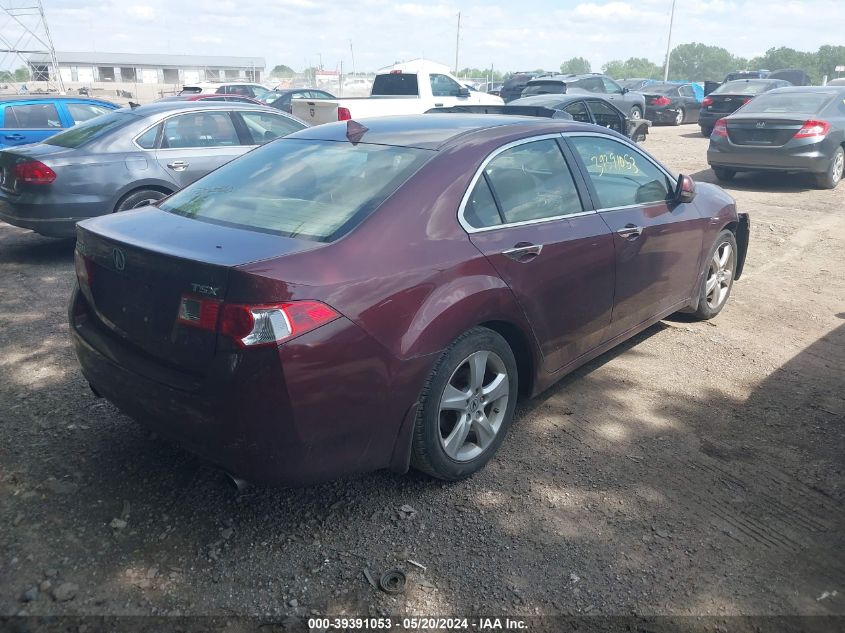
[700,126,713,137]
[690,230,738,320]
[114,189,168,212]
[673,108,685,126]
[630,106,642,120]
[411,327,518,480]
[816,146,844,190]
[713,167,736,182]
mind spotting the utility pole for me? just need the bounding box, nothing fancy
[454,11,461,75]
[662,0,677,82]
[349,39,356,76]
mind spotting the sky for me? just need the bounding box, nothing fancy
[4,0,845,74]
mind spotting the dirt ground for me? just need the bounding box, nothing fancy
[0,124,843,623]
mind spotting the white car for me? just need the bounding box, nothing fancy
[292,59,504,125]
[178,82,269,99]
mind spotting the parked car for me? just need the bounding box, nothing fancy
[290,59,503,125]
[69,114,748,486]
[481,81,503,96]
[0,102,305,237]
[707,86,845,189]
[157,94,262,105]
[642,82,702,125]
[499,72,544,102]
[256,89,336,114]
[506,93,650,141]
[179,82,269,99]
[825,78,845,86]
[723,70,770,82]
[699,79,792,137]
[618,78,655,92]
[1,95,119,148]
[521,73,646,120]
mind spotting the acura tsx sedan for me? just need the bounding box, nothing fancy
[70,115,749,486]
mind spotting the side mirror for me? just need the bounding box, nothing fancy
[675,174,696,203]
[621,87,629,94]
[456,87,470,98]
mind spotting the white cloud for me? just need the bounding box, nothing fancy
[126,5,155,20]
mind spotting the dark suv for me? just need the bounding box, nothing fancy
[500,72,545,103]
[521,73,646,119]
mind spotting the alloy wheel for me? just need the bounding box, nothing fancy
[675,109,684,125]
[630,107,642,120]
[705,241,735,310]
[438,350,509,462]
[833,151,844,185]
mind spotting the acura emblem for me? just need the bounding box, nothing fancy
[112,247,126,271]
[756,121,766,128]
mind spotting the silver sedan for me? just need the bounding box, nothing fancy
[0,102,306,238]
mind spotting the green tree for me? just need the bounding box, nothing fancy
[560,57,591,74]
[815,45,845,82]
[0,70,14,82]
[14,66,31,82]
[270,64,296,78]
[750,47,818,82]
[602,57,663,79]
[667,42,742,81]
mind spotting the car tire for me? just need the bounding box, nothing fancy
[673,108,685,126]
[689,229,738,320]
[815,146,844,190]
[700,126,713,137]
[713,167,736,182]
[410,327,518,481]
[630,106,642,120]
[114,189,168,213]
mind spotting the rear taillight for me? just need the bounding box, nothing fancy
[712,119,729,138]
[74,251,94,289]
[741,97,752,104]
[14,160,56,185]
[794,120,830,139]
[337,106,352,121]
[649,96,671,106]
[177,296,340,347]
[702,96,713,107]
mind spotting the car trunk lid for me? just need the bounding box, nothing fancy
[705,94,752,114]
[76,207,318,372]
[726,115,807,147]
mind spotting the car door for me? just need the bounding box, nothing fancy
[679,84,701,122]
[599,77,625,105]
[566,134,706,338]
[585,100,626,135]
[1,101,64,147]
[154,110,248,188]
[462,136,615,372]
[561,100,592,124]
[429,73,468,108]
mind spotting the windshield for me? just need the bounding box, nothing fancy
[160,139,433,242]
[44,111,135,148]
[714,80,777,96]
[522,81,566,96]
[740,92,837,114]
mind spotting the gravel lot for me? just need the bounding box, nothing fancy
[1,124,843,621]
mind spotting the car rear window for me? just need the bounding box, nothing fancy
[371,73,419,96]
[43,111,134,147]
[714,80,777,96]
[739,92,837,114]
[159,139,433,242]
[522,81,566,96]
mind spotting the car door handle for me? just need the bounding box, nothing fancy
[616,225,643,239]
[434,103,444,107]
[502,243,542,262]
[4,134,25,140]
[167,161,189,171]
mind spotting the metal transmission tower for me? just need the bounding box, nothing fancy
[0,0,65,92]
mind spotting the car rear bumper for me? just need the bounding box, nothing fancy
[645,106,681,123]
[0,191,111,237]
[707,142,831,174]
[69,287,427,486]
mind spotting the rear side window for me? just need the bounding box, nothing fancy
[463,178,502,229]
[4,103,61,129]
[573,77,604,93]
[371,73,419,96]
[160,139,433,242]
[135,124,159,149]
[562,101,591,123]
[66,102,112,123]
[44,111,133,147]
[237,111,304,144]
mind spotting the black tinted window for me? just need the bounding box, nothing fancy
[587,101,623,132]
[522,81,566,96]
[562,101,590,123]
[371,73,419,96]
[5,103,61,129]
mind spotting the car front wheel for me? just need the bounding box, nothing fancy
[411,327,518,480]
[713,167,736,182]
[816,146,844,190]
[690,230,738,320]
[115,189,168,212]
[630,106,642,120]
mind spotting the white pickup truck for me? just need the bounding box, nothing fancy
[292,60,504,125]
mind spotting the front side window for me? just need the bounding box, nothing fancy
[601,77,623,94]
[430,73,464,97]
[66,103,112,123]
[238,111,304,144]
[572,77,604,93]
[160,139,432,242]
[161,111,240,148]
[465,139,583,228]
[586,100,623,133]
[4,103,61,129]
[569,136,674,209]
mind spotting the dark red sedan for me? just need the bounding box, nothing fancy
[70,115,749,485]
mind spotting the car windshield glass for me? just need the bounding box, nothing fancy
[522,81,566,96]
[740,92,836,114]
[714,80,776,96]
[160,139,433,242]
[43,111,134,148]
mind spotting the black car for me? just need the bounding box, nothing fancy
[642,82,702,125]
[618,78,654,91]
[256,89,335,114]
[499,72,545,103]
[700,79,791,137]
[429,93,650,143]
[707,86,845,189]
[520,73,646,120]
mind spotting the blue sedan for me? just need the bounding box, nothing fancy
[1,96,119,148]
